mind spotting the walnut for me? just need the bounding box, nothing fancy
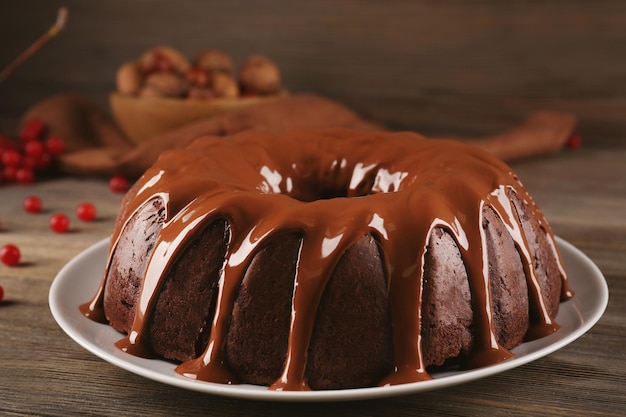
[212,73,239,98]
[138,46,190,75]
[142,72,189,98]
[238,55,281,95]
[195,49,234,74]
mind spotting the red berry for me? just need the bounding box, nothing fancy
[2,149,21,167]
[0,244,21,266]
[566,134,582,150]
[19,119,46,142]
[76,202,97,222]
[45,135,65,155]
[109,175,129,193]
[24,140,44,158]
[35,152,53,170]
[21,155,38,170]
[3,165,17,182]
[23,196,42,213]
[15,168,35,184]
[49,213,70,233]
[0,285,4,303]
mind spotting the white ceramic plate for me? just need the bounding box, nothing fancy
[49,237,608,402]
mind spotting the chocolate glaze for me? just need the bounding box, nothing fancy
[80,128,572,390]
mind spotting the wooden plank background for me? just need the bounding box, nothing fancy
[1,0,626,144]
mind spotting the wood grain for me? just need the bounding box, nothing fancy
[0,1,625,416]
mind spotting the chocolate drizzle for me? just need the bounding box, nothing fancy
[80,128,572,390]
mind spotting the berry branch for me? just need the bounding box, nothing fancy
[0,7,68,85]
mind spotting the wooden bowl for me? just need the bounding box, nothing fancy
[110,92,286,144]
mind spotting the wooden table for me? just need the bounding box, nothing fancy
[0,142,624,416]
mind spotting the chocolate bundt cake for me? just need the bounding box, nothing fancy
[81,128,572,390]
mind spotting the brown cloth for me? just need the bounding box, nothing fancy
[19,93,576,179]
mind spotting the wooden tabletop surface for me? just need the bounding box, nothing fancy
[1,1,626,415]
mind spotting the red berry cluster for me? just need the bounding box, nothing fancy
[0,118,65,302]
[0,119,65,185]
[0,141,130,304]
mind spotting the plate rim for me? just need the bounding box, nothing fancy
[49,236,608,402]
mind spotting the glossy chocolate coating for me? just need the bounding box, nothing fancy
[81,128,571,390]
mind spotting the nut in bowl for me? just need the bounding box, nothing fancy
[111,46,286,144]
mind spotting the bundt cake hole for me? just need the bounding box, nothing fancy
[277,159,384,202]
[285,178,369,202]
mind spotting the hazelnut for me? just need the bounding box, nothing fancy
[139,46,190,75]
[212,73,239,98]
[116,61,142,95]
[238,55,281,95]
[144,72,189,98]
[195,49,234,74]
